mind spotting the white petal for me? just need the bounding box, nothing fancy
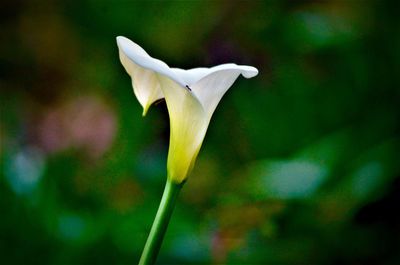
[190,65,258,117]
[118,49,163,115]
[172,63,258,86]
[116,36,188,114]
[117,37,186,86]
[156,75,208,183]
[117,36,259,183]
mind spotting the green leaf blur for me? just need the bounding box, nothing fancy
[1,0,399,264]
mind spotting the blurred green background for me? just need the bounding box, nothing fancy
[1,0,399,264]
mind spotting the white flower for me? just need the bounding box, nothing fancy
[117,36,258,183]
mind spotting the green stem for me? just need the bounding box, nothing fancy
[138,178,183,265]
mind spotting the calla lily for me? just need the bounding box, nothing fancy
[117,36,258,183]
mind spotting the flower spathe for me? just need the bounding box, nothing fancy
[117,36,258,183]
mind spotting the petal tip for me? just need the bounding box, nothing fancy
[142,107,149,117]
[116,36,124,44]
[142,101,153,117]
[242,66,259,78]
[116,36,130,49]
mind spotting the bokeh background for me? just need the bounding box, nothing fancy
[1,0,399,264]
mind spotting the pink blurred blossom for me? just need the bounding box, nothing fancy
[38,96,116,158]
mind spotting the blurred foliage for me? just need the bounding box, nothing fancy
[1,0,399,264]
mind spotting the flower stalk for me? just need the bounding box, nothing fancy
[138,179,183,265]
